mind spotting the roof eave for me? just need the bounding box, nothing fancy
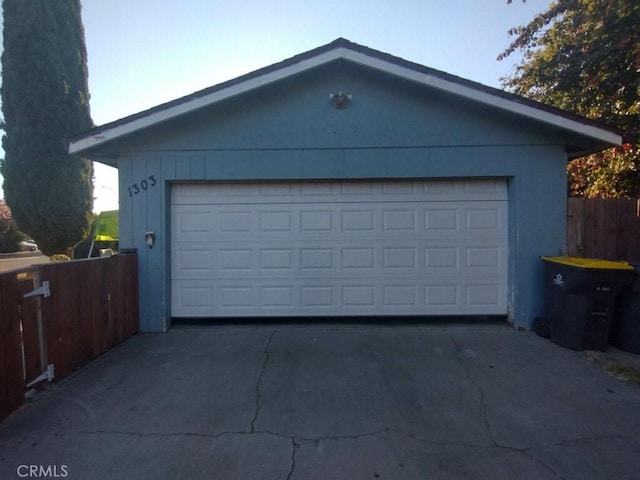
[68,40,623,155]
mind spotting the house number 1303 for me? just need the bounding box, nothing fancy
[127,175,157,197]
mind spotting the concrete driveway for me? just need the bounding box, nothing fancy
[1,322,639,479]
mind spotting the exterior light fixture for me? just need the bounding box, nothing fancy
[145,231,156,249]
[329,91,352,109]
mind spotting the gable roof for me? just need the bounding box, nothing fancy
[68,38,623,157]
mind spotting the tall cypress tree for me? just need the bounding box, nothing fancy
[1,0,94,256]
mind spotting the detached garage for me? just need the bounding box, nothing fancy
[68,39,622,332]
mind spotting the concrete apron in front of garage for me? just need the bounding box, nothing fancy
[1,323,639,480]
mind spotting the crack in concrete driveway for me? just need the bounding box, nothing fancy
[250,330,276,433]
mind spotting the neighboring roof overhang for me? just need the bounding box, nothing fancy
[68,38,623,157]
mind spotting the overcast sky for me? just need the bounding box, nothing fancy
[3,0,547,212]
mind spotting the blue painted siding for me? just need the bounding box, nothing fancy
[109,64,568,332]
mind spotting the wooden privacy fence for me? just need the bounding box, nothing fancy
[0,252,138,421]
[567,198,640,261]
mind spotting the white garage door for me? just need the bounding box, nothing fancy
[171,180,508,317]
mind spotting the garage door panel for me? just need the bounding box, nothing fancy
[467,284,501,306]
[173,245,506,279]
[173,207,213,238]
[383,209,417,231]
[173,279,508,315]
[260,249,294,270]
[220,286,254,309]
[172,179,507,205]
[425,284,458,306]
[171,180,508,317]
[172,279,506,316]
[219,211,252,233]
[301,210,334,231]
[175,249,214,275]
[174,201,507,241]
[466,247,501,268]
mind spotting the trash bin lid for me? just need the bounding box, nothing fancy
[541,256,634,270]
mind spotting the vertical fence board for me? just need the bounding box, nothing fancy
[0,273,25,420]
[109,257,121,349]
[593,200,606,258]
[124,254,139,338]
[583,199,596,257]
[625,199,640,260]
[567,198,583,256]
[618,200,632,260]
[92,259,109,356]
[603,200,618,259]
[0,301,8,419]
[104,254,137,343]
[41,263,68,378]
[18,273,41,385]
[613,199,627,260]
[78,261,95,368]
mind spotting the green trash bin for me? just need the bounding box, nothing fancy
[541,256,634,351]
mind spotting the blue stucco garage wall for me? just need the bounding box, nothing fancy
[111,63,568,332]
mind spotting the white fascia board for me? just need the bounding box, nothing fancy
[69,46,621,154]
[342,50,622,146]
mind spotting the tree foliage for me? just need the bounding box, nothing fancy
[499,0,640,197]
[0,199,26,253]
[1,0,94,256]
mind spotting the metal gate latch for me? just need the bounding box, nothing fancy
[24,281,51,298]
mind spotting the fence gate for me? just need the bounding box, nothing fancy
[0,253,139,422]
